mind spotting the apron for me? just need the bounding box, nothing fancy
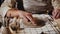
[23,0,52,14]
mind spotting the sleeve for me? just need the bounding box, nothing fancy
[0,0,16,17]
[52,0,60,9]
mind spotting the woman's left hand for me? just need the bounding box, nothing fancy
[52,9,60,19]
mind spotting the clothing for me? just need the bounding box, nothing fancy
[52,0,60,9]
[0,0,4,6]
[23,0,52,13]
[0,0,52,17]
[0,0,14,27]
[0,0,60,34]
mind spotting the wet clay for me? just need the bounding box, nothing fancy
[23,17,46,28]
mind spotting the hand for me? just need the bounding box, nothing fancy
[6,9,36,25]
[52,9,60,19]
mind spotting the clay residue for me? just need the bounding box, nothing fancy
[23,17,46,28]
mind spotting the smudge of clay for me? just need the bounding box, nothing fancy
[34,17,46,26]
[23,17,46,28]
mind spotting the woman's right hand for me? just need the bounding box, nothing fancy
[6,9,36,25]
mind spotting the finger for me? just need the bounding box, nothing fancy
[54,10,58,18]
[59,11,60,18]
[52,10,56,18]
[52,10,58,19]
[56,12,60,19]
[52,10,55,16]
[56,11,60,19]
[55,10,60,19]
[26,15,36,25]
[20,14,28,22]
[22,16,28,22]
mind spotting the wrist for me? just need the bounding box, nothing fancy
[54,8,60,12]
[54,8,60,10]
[8,8,18,11]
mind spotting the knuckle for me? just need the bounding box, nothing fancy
[26,13,30,15]
[26,13,32,15]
